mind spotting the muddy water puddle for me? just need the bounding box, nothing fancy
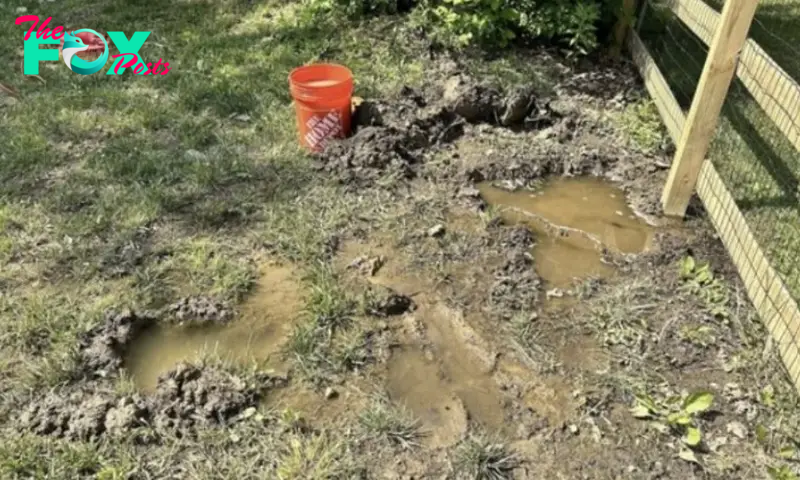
[385,304,507,446]
[479,177,655,288]
[125,264,303,391]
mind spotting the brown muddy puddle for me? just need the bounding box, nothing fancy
[479,177,655,288]
[385,304,506,446]
[125,264,303,391]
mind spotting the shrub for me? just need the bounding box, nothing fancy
[304,0,617,55]
[418,0,605,54]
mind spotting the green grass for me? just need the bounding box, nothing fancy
[358,394,422,450]
[0,0,434,473]
[453,433,518,480]
[638,0,800,300]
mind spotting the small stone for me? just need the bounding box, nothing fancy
[325,387,338,400]
[428,224,446,237]
[546,288,564,299]
[241,407,257,419]
[726,421,747,439]
[568,424,579,435]
[16,6,27,13]
[366,255,385,276]
[347,255,368,269]
[458,186,481,198]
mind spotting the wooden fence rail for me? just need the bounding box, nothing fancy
[627,26,800,389]
[662,0,800,152]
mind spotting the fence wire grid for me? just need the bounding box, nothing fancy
[636,0,800,384]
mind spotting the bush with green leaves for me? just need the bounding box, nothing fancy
[303,0,617,55]
[303,0,405,20]
[413,0,609,54]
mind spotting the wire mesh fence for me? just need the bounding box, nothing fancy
[634,0,800,384]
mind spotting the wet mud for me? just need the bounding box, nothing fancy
[480,177,656,288]
[18,363,283,440]
[125,264,303,391]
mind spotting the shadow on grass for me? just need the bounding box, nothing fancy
[0,0,429,237]
[638,1,800,295]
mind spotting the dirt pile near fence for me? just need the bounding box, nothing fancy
[319,73,553,185]
[319,63,668,220]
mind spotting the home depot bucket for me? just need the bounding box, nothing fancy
[289,64,354,152]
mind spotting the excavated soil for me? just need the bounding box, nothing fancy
[18,362,283,441]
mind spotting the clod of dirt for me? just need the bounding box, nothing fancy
[320,126,417,183]
[362,285,416,317]
[428,224,446,237]
[442,74,501,123]
[164,296,233,326]
[17,362,272,440]
[104,396,150,436]
[18,387,147,441]
[80,309,156,377]
[490,250,541,318]
[348,254,385,276]
[497,225,536,250]
[151,362,261,432]
[352,99,384,128]
[499,84,537,127]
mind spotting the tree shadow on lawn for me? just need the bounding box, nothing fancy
[1,0,428,238]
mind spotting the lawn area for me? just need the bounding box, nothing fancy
[639,0,800,299]
[3,0,800,478]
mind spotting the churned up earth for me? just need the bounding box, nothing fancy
[1,1,799,479]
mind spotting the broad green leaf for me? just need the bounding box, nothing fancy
[680,256,696,277]
[630,404,651,419]
[678,449,700,464]
[780,446,795,459]
[634,394,659,413]
[695,264,712,284]
[756,424,769,445]
[684,426,702,447]
[667,412,692,425]
[683,392,714,415]
[761,385,776,407]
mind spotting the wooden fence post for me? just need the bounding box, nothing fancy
[661,0,760,217]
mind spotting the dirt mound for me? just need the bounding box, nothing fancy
[18,363,278,440]
[150,363,267,432]
[79,309,156,377]
[18,385,148,441]
[320,74,547,186]
[163,296,233,326]
[489,244,541,319]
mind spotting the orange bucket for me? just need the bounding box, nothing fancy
[289,63,354,152]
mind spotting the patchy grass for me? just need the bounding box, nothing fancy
[453,433,518,480]
[358,394,422,450]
